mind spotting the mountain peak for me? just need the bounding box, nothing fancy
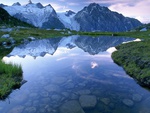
[36,2,43,8]
[12,2,21,6]
[85,3,110,12]
[89,3,99,7]
[74,3,142,32]
[28,0,32,4]
[45,4,52,7]
[65,10,76,17]
[0,3,6,8]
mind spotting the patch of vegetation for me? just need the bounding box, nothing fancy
[0,61,22,99]
[78,30,150,40]
[114,30,150,40]
[112,40,150,87]
[78,31,113,36]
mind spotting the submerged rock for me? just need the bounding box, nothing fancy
[44,84,60,93]
[100,98,110,105]
[76,89,91,95]
[8,106,24,113]
[51,76,67,85]
[122,99,134,107]
[132,94,142,102]
[24,107,36,113]
[79,95,97,108]
[59,100,85,113]
[51,94,62,102]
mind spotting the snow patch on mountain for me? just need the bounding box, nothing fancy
[57,12,80,31]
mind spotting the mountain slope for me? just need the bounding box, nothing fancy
[4,2,65,29]
[74,3,142,32]
[57,10,80,30]
[0,7,32,27]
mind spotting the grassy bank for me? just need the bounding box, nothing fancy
[112,40,150,87]
[0,61,22,99]
[0,47,23,99]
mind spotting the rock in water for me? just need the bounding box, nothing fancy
[79,95,97,108]
[132,94,142,102]
[59,100,85,113]
[122,99,134,107]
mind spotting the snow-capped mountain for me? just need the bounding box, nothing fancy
[3,2,142,31]
[74,3,142,32]
[3,2,64,29]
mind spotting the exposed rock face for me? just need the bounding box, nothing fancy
[74,3,142,32]
[65,10,76,17]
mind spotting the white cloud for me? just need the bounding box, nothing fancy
[109,0,150,23]
[91,61,98,69]
[68,2,80,6]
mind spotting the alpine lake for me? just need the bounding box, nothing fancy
[1,35,150,113]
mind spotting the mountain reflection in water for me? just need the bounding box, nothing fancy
[1,35,150,113]
[7,35,134,57]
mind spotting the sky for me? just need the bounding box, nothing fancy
[0,0,150,23]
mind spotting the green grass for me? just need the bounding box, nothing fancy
[114,30,150,40]
[0,61,22,99]
[112,40,150,87]
[78,30,150,39]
